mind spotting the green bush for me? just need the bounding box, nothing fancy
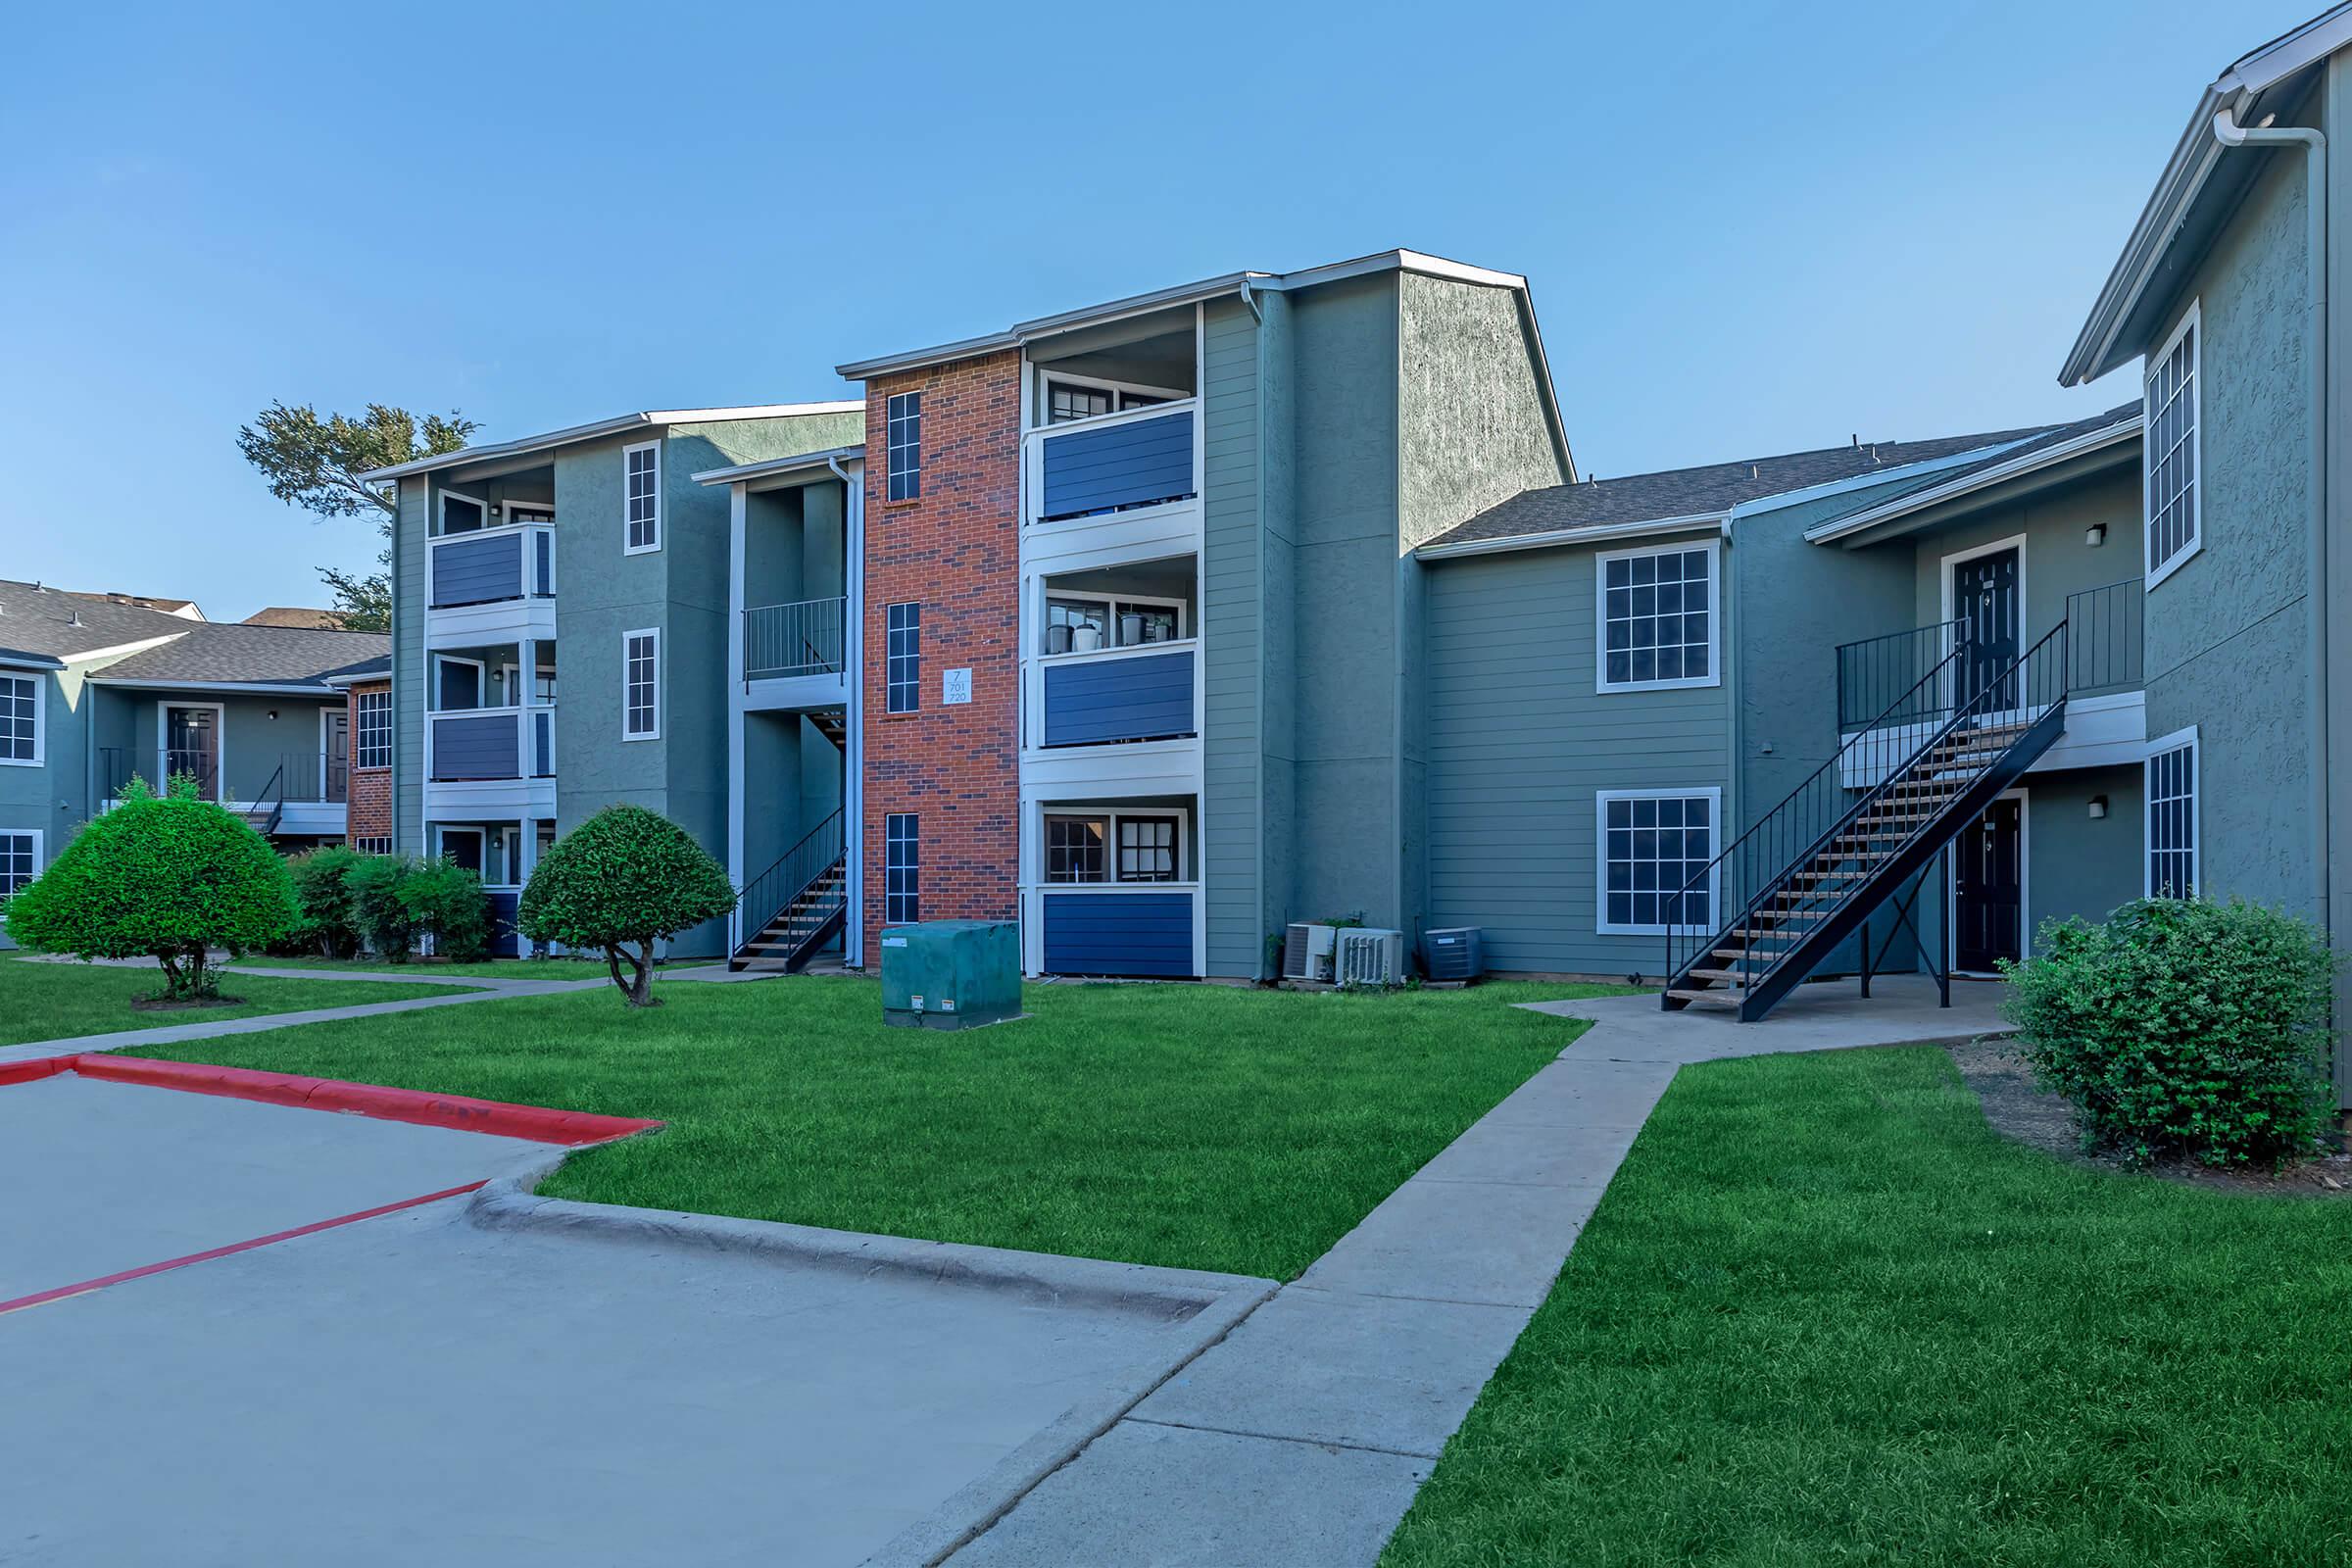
[348,853,417,961]
[519,806,735,1006]
[284,845,366,957]
[400,857,490,962]
[2000,898,2338,1168]
[3,773,297,1000]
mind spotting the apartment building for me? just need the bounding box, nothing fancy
[358,402,863,956]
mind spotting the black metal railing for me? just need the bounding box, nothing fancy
[267,753,349,804]
[2065,577,2144,696]
[164,746,221,800]
[1836,618,1968,730]
[247,762,287,836]
[732,808,845,956]
[1667,620,2072,1004]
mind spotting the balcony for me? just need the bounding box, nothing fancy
[97,748,347,836]
[1041,646,1197,748]
[1023,402,1199,527]
[428,521,555,609]
[743,597,847,681]
[1039,884,1199,978]
[429,706,555,782]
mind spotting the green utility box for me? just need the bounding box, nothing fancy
[880,919,1022,1030]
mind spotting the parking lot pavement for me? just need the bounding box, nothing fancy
[0,1071,1270,1567]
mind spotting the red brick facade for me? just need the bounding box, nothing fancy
[860,352,1023,957]
[344,679,392,850]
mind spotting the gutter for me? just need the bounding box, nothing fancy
[1416,511,1727,561]
[1803,416,2143,544]
[2211,105,2330,950]
[82,678,340,697]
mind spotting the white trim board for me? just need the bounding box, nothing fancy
[1593,538,1722,695]
[1593,786,1725,938]
[2143,723,2201,897]
[0,667,43,767]
[2142,299,2203,591]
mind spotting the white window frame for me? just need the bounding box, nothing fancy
[438,490,489,535]
[1594,786,1722,936]
[622,628,661,741]
[501,500,555,525]
[886,391,922,502]
[0,670,42,766]
[1041,807,1186,885]
[0,827,43,900]
[355,689,392,770]
[2143,300,2201,589]
[1039,587,1190,656]
[623,440,662,555]
[2143,724,2200,898]
[1594,539,1722,694]
[1036,369,1189,428]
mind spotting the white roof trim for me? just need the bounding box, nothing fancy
[1804,416,2144,544]
[691,445,866,487]
[319,667,391,688]
[58,632,192,667]
[359,402,866,483]
[84,676,344,696]
[2061,4,2352,385]
[837,250,1531,380]
[1417,512,1728,561]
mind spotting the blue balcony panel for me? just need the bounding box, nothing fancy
[1043,650,1195,747]
[1042,892,1194,978]
[1040,410,1195,520]
[431,532,524,608]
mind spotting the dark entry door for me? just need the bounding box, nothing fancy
[1954,796,2023,971]
[1954,548,2020,710]
[164,706,219,799]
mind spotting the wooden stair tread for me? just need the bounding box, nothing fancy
[1667,989,1741,1008]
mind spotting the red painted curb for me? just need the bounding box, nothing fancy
[0,1181,491,1317]
[27,1054,661,1147]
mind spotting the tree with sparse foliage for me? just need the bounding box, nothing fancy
[519,807,736,1006]
[4,774,297,1001]
[235,401,478,631]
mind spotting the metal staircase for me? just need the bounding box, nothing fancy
[729,808,847,973]
[1662,617,2074,1020]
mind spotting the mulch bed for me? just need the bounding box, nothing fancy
[129,995,248,1013]
[1946,1035,2352,1199]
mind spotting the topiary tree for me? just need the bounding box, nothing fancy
[2000,898,2339,1168]
[5,774,298,1000]
[518,806,735,1006]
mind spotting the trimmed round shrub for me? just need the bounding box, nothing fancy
[519,806,735,1006]
[4,776,297,999]
[2000,898,2338,1168]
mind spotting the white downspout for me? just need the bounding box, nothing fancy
[829,453,865,969]
[2211,107,2330,955]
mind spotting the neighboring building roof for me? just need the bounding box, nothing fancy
[64,590,205,620]
[2061,4,2352,385]
[358,402,867,484]
[0,578,204,659]
[320,654,392,686]
[84,623,391,693]
[0,647,66,670]
[1804,403,2142,545]
[836,249,1532,380]
[1422,424,2056,555]
[691,444,864,487]
[242,607,352,630]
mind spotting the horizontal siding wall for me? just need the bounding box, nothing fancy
[1042,651,1195,746]
[1039,410,1196,519]
[429,714,518,781]
[1201,297,1263,977]
[1425,548,1730,975]
[1041,891,1194,976]
[429,532,523,608]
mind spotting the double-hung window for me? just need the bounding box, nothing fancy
[0,829,38,899]
[355,690,391,770]
[2144,303,2199,586]
[1597,542,1717,691]
[0,673,39,764]
[2145,727,2198,898]
[1596,789,1718,935]
[624,441,662,554]
[887,392,921,502]
[885,813,919,924]
[623,629,660,739]
[885,603,921,713]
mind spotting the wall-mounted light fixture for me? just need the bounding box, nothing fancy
[2087,795,2109,819]
[2085,522,2108,548]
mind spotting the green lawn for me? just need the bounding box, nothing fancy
[1382,1046,2352,1568]
[0,957,478,1046]
[124,977,1626,1278]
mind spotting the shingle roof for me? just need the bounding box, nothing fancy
[242,607,352,630]
[1824,402,2141,518]
[1424,424,2061,551]
[88,623,390,689]
[320,653,392,683]
[0,578,201,658]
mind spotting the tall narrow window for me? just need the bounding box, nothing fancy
[623,629,660,739]
[885,813,919,924]
[355,690,391,770]
[0,673,39,764]
[886,391,921,502]
[1597,543,1718,691]
[0,829,41,898]
[2144,304,2199,585]
[1596,790,1718,935]
[2145,728,2198,897]
[624,441,662,553]
[886,603,921,713]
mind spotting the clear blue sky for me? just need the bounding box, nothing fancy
[0,0,2312,620]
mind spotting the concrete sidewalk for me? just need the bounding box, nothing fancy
[945,974,2010,1565]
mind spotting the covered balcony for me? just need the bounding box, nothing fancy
[425,640,557,816]
[1030,557,1198,750]
[734,463,851,708]
[1022,311,1199,528]
[425,470,557,641]
[1028,798,1200,979]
